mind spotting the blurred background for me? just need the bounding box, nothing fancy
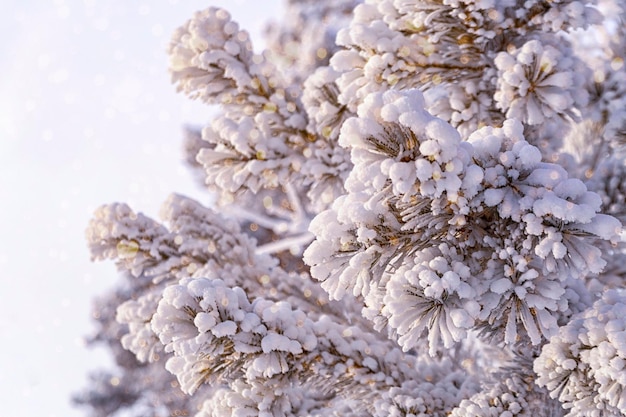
[0,1,281,416]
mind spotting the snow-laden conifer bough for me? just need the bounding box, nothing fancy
[77,1,626,416]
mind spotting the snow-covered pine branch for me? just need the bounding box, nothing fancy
[79,1,626,416]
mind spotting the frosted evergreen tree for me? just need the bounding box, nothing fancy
[77,1,626,416]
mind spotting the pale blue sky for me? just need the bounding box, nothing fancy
[0,1,281,416]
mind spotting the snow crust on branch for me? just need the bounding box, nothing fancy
[152,277,422,416]
[86,194,267,286]
[304,89,621,355]
[535,289,626,417]
[494,39,589,125]
[169,8,258,105]
[330,0,601,137]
